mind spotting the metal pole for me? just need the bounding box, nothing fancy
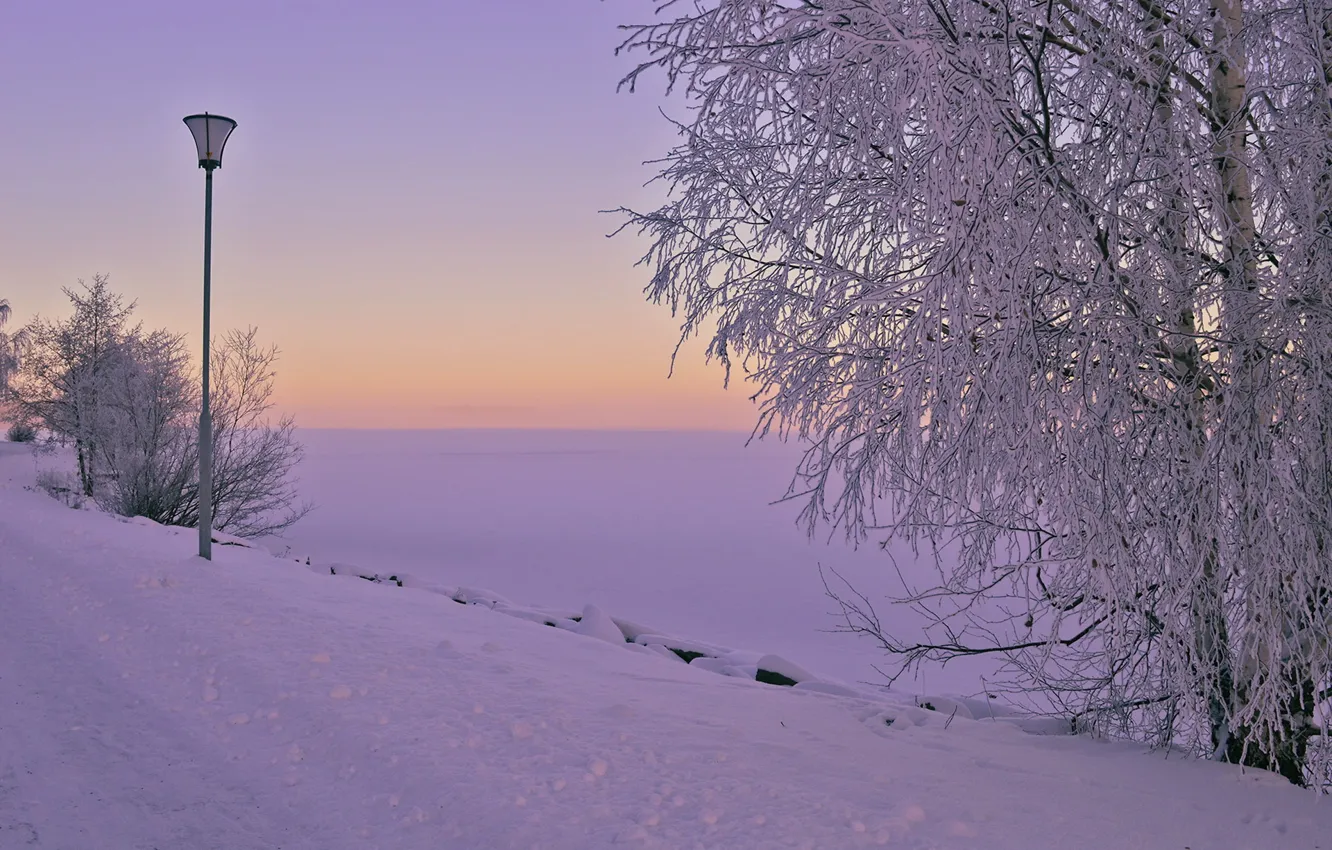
[199,167,214,560]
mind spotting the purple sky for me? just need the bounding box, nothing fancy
[0,1,754,429]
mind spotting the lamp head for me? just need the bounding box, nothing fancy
[183,113,237,170]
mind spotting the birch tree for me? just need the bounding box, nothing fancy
[614,0,1332,784]
[18,277,136,495]
[0,299,23,405]
[0,299,30,438]
[0,299,14,394]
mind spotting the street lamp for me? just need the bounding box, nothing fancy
[183,112,237,560]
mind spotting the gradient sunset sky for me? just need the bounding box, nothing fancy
[0,1,755,429]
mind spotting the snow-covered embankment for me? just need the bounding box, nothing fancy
[0,442,1325,849]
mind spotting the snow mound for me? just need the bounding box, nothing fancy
[573,604,628,644]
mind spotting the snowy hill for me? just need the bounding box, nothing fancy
[0,441,1327,849]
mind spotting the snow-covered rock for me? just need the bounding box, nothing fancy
[452,586,511,608]
[573,604,627,645]
[755,653,814,685]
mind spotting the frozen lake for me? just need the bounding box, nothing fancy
[277,429,963,690]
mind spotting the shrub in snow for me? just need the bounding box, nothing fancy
[5,420,36,443]
[199,328,311,536]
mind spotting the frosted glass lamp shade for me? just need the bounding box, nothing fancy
[183,113,237,170]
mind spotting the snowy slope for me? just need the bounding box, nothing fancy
[0,442,1327,850]
[278,429,919,688]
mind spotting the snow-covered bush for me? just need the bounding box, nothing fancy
[5,421,36,443]
[201,328,310,537]
[94,328,198,523]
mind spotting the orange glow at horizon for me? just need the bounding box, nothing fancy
[271,319,761,430]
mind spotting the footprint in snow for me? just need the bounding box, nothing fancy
[600,703,636,720]
[3,822,38,845]
[434,640,462,660]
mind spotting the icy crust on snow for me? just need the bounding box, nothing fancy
[284,556,1068,734]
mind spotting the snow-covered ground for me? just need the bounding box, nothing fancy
[1,440,1329,849]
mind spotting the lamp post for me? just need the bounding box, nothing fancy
[183,112,237,560]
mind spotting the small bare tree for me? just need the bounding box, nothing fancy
[614,0,1332,784]
[191,328,311,537]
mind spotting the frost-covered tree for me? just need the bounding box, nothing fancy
[0,298,30,439]
[614,0,1332,783]
[0,299,14,390]
[0,299,24,405]
[17,277,136,495]
[16,278,308,536]
[93,328,199,523]
[86,326,309,536]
